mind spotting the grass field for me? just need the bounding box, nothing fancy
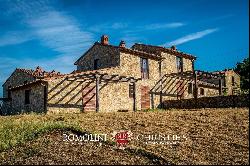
[0,108,249,165]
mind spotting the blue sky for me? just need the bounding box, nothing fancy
[0,0,249,97]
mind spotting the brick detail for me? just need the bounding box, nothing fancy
[82,85,96,111]
[141,86,150,110]
[177,80,185,99]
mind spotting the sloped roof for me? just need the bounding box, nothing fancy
[16,66,64,78]
[74,42,163,65]
[9,80,47,91]
[211,69,240,77]
[131,43,196,60]
[9,66,139,91]
[2,66,64,86]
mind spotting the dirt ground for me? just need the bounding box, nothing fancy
[0,108,249,165]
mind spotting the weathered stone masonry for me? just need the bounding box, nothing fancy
[1,35,240,114]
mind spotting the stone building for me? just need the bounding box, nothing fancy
[212,69,241,95]
[1,35,240,114]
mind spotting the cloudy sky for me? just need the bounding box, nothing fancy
[0,0,249,97]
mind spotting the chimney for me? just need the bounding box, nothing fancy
[171,45,177,50]
[101,35,109,45]
[119,40,126,47]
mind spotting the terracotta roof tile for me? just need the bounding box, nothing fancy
[9,80,47,91]
[74,42,163,65]
[95,42,163,60]
[131,43,196,60]
[16,66,64,78]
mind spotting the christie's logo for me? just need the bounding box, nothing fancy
[111,130,133,149]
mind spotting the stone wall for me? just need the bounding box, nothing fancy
[198,86,219,98]
[46,75,135,113]
[119,52,161,110]
[117,52,194,110]
[224,70,241,95]
[10,84,45,114]
[3,70,35,98]
[76,44,120,71]
[162,94,249,109]
[99,81,134,112]
[75,46,195,111]
[161,52,193,74]
[46,77,87,114]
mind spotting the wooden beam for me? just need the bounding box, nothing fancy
[133,82,136,112]
[159,61,163,108]
[95,75,100,112]
[219,78,222,95]
[194,71,198,99]
[67,77,76,81]
[151,93,154,109]
[76,79,89,82]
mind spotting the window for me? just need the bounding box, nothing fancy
[25,90,31,104]
[129,83,135,98]
[188,83,193,94]
[140,58,149,79]
[7,86,11,99]
[232,76,235,86]
[94,59,99,70]
[176,56,183,73]
[200,88,204,96]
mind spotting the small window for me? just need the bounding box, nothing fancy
[141,58,149,79]
[25,90,31,104]
[7,85,11,99]
[129,83,135,98]
[188,83,193,94]
[94,59,99,70]
[232,76,235,86]
[176,56,183,73]
[200,88,204,96]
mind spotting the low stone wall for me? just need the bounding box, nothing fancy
[162,94,249,109]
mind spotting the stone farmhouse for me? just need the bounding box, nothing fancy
[1,35,240,114]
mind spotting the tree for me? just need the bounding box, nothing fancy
[234,57,249,93]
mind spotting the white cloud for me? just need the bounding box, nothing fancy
[123,22,185,34]
[163,28,219,47]
[88,22,128,32]
[26,11,94,55]
[0,31,34,47]
[1,0,95,72]
[144,22,185,30]
[111,22,128,29]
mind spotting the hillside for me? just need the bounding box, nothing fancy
[0,108,249,165]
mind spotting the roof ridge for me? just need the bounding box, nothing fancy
[17,67,63,78]
[132,43,196,60]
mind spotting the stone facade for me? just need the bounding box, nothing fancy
[46,76,95,114]
[2,69,35,98]
[2,35,237,114]
[223,70,241,95]
[163,94,249,109]
[11,84,45,114]
[75,43,120,71]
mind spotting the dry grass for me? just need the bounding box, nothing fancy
[0,108,249,165]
